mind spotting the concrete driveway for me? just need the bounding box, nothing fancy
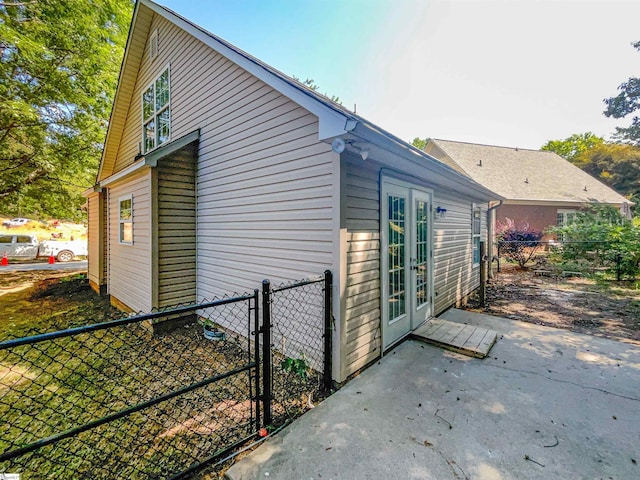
[226,309,640,480]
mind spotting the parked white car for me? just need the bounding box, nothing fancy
[0,233,87,262]
[2,218,32,228]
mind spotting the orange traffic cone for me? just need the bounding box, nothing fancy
[1,252,7,266]
[48,254,55,265]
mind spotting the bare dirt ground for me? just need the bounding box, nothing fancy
[0,270,322,479]
[467,264,640,345]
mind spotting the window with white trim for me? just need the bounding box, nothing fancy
[142,67,170,153]
[556,209,577,241]
[119,195,133,244]
[472,205,481,265]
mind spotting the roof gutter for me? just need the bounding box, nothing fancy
[348,121,503,201]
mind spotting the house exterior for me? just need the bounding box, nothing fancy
[424,139,633,241]
[85,0,500,383]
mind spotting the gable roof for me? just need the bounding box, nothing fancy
[96,0,501,202]
[427,139,631,205]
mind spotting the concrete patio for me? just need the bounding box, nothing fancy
[226,309,640,480]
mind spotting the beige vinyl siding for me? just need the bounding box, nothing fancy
[432,192,486,314]
[342,154,381,378]
[87,193,101,287]
[108,15,337,300]
[108,169,152,312]
[342,155,487,378]
[157,153,196,307]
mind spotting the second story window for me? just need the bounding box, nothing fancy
[142,67,170,153]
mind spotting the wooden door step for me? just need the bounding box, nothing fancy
[411,319,497,358]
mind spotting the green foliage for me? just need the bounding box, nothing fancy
[0,0,133,220]
[549,204,640,278]
[540,132,605,162]
[280,355,309,380]
[497,218,543,268]
[292,76,342,105]
[573,143,640,216]
[603,40,640,145]
[411,137,429,150]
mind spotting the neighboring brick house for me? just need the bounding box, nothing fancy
[424,139,633,242]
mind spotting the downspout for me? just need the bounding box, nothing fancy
[487,200,504,279]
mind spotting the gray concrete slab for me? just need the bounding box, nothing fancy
[226,310,640,480]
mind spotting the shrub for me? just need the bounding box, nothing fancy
[497,218,543,268]
[549,204,640,279]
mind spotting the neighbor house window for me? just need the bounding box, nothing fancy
[472,205,481,265]
[142,66,170,153]
[556,209,576,228]
[119,195,133,244]
[556,209,577,242]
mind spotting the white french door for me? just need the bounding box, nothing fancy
[381,179,433,349]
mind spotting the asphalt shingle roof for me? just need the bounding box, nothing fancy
[430,139,630,204]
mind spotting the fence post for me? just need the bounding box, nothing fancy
[261,280,272,427]
[496,242,501,273]
[323,270,333,392]
[479,241,487,307]
[616,252,622,281]
[253,289,261,431]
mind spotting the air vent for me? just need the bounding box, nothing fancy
[149,29,159,61]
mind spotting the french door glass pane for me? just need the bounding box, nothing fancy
[388,195,405,320]
[415,199,428,307]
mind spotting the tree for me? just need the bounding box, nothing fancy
[603,40,640,145]
[292,76,342,105]
[0,0,133,220]
[541,132,604,162]
[573,143,640,215]
[411,137,429,150]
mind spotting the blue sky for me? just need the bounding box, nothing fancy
[159,0,640,149]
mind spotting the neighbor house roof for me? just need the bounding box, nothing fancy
[426,139,631,205]
[96,0,501,203]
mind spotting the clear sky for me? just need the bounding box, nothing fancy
[159,0,640,150]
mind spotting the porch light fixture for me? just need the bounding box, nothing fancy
[435,206,447,218]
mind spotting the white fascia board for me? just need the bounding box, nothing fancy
[99,158,150,188]
[143,0,349,140]
[97,1,144,182]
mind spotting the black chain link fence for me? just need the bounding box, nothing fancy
[0,270,333,479]
[0,294,259,479]
[267,271,333,427]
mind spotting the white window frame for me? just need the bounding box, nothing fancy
[118,195,133,245]
[142,65,171,154]
[557,209,577,228]
[472,204,481,266]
